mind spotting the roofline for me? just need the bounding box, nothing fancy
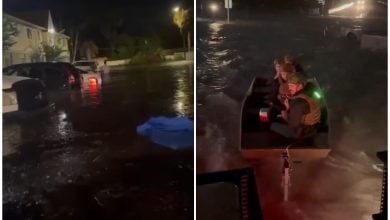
[44,30,70,39]
[4,13,70,38]
[56,32,70,39]
[4,13,46,30]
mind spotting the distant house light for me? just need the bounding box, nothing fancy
[48,28,55,33]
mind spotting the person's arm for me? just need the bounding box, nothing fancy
[274,71,279,79]
[280,98,289,121]
[277,76,283,84]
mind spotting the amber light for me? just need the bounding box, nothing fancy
[88,77,97,85]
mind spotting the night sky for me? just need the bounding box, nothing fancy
[4,0,193,49]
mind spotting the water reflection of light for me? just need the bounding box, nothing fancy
[176,101,184,113]
[208,23,223,45]
[174,66,193,117]
[57,110,69,137]
[87,83,100,105]
[210,22,222,32]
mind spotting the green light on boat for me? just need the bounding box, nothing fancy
[313,91,322,99]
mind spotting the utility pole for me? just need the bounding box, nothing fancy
[225,0,232,24]
[72,31,79,62]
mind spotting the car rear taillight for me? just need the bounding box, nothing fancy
[88,77,97,85]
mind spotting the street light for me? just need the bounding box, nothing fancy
[209,3,218,12]
[173,6,180,13]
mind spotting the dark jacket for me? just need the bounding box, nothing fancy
[270,90,318,138]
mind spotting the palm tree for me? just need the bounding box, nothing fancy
[42,43,66,61]
[172,8,190,50]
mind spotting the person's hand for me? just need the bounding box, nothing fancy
[274,70,280,79]
[283,98,290,110]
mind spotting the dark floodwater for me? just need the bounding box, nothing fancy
[196,16,386,220]
[3,63,194,219]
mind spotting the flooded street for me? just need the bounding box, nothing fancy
[3,63,194,219]
[197,15,386,220]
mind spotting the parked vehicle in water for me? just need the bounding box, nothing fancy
[73,60,99,72]
[78,69,102,87]
[3,75,52,117]
[3,62,82,90]
[240,77,330,161]
[336,18,387,42]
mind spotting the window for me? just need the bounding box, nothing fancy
[37,31,41,40]
[3,66,32,77]
[27,28,32,39]
[3,67,20,76]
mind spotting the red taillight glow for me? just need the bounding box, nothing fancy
[259,110,269,122]
[259,115,269,122]
[88,77,97,85]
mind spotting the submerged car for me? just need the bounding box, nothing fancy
[73,60,99,72]
[240,77,330,161]
[78,69,102,87]
[3,62,82,90]
[3,75,53,117]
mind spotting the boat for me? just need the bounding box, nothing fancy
[239,77,331,161]
[197,168,263,220]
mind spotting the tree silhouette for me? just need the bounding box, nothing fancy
[79,40,99,59]
[172,8,190,49]
[3,16,19,50]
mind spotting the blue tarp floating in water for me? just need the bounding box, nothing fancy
[137,117,194,149]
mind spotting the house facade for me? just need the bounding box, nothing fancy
[3,11,70,67]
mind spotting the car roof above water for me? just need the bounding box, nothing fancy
[4,62,65,69]
[73,60,97,65]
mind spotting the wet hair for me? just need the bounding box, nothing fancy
[287,72,306,85]
[284,55,295,64]
[273,58,283,65]
[281,63,295,73]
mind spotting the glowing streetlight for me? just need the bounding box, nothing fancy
[173,6,180,13]
[209,3,218,12]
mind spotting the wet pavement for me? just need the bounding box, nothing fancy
[197,15,386,220]
[3,63,194,219]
